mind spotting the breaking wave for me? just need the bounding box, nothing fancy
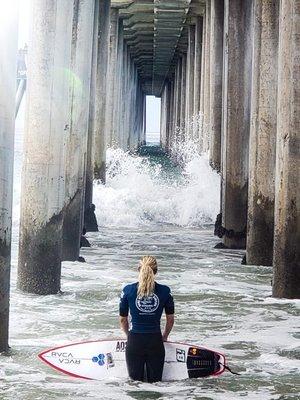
[93,143,220,227]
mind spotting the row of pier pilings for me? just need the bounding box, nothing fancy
[161,0,299,298]
[0,0,299,352]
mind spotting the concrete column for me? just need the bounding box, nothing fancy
[273,0,300,299]
[246,0,279,266]
[221,0,253,249]
[194,17,203,142]
[185,25,195,139]
[115,20,124,147]
[180,55,187,141]
[84,0,99,231]
[167,81,175,152]
[120,43,128,149]
[203,2,211,152]
[62,0,95,262]
[160,85,167,146]
[106,8,119,148]
[18,0,74,294]
[200,14,206,124]
[174,58,182,146]
[209,0,224,172]
[0,3,18,352]
[93,0,111,182]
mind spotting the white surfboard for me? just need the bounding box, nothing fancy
[38,338,226,381]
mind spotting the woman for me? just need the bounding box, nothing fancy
[119,256,175,382]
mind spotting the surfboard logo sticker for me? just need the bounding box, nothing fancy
[92,353,105,366]
[135,294,159,313]
[115,341,127,352]
[176,349,186,363]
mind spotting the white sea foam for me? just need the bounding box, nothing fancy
[93,145,220,228]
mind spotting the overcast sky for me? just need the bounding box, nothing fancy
[146,96,160,133]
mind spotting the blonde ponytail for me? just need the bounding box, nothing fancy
[137,256,157,298]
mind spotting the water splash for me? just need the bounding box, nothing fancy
[93,144,220,228]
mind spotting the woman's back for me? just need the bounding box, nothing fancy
[120,282,174,333]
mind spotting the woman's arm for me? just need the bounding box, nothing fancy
[162,314,174,341]
[119,316,129,337]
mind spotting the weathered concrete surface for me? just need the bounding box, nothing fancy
[185,24,195,139]
[273,0,300,299]
[193,16,203,127]
[106,8,119,147]
[209,0,223,172]
[202,1,211,152]
[247,0,279,266]
[221,0,253,249]
[0,4,18,352]
[62,0,95,261]
[93,0,111,182]
[18,0,73,294]
[85,1,99,231]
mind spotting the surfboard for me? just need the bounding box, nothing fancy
[38,338,226,381]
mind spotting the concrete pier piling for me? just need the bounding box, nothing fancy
[221,0,253,249]
[272,0,300,298]
[18,0,74,294]
[0,3,18,352]
[84,1,101,233]
[209,0,224,172]
[246,0,279,266]
[106,8,119,148]
[62,0,95,261]
[93,0,111,182]
[185,24,195,140]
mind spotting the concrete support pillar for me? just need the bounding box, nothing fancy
[221,0,253,249]
[84,0,99,231]
[62,0,95,261]
[203,2,211,152]
[174,59,181,131]
[246,0,279,266]
[168,81,175,152]
[0,3,18,352]
[106,8,119,148]
[18,0,74,294]
[93,0,111,182]
[199,12,206,134]
[209,0,224,172]
[273,0,300,298]
[115,20,124,147]
[160,86,167,147]
[193,17,203,139]
[180,55,187,140]
[185,25,195,140]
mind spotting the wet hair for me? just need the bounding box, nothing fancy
[137,256,157,298]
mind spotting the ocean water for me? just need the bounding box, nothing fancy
[1,114,299,400]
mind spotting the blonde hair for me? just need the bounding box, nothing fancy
[137,256,157,298]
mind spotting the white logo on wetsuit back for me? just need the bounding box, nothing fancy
[136,294,159,313]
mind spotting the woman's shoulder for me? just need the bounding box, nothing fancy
[122,282,138,292]
[155,282,172,293]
